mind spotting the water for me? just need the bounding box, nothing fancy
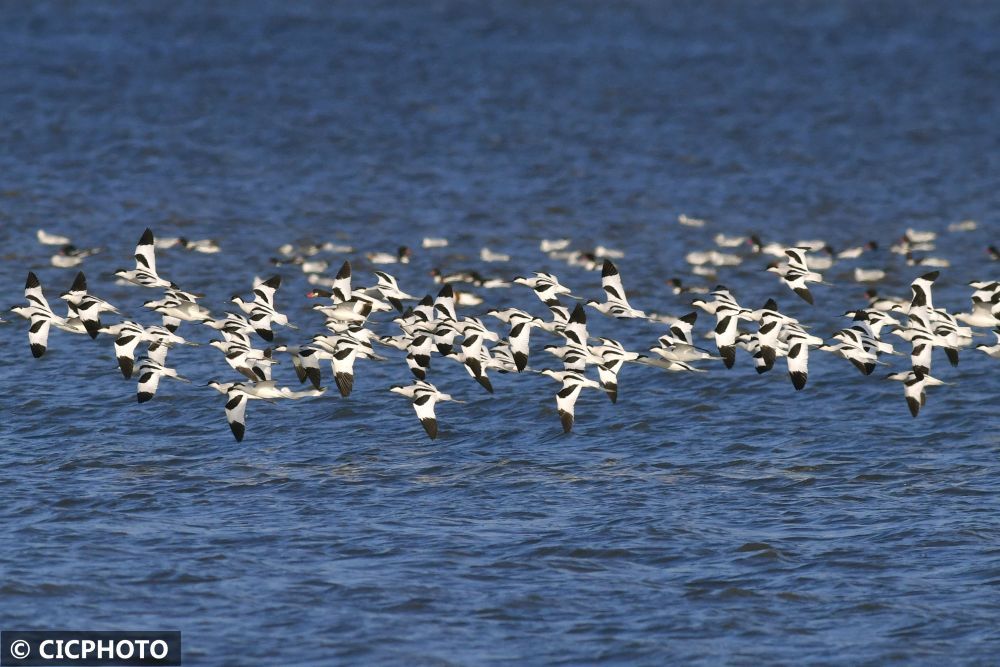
[1,2,999,664]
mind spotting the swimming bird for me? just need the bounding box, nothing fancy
[367,246,411,264]
[114,228,175,289]
[37,229,72,246]
[422,237,449,248]
[836,241,878,259]
[480,247,511,262]
[51,244,101,268]
[390,381,462,440]
[678,214,706,227]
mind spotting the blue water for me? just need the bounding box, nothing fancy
[2,2,999,664]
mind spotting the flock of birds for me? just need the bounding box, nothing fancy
[9,222,1000,442]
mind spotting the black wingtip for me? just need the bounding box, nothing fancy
[262,275,281,289]
[437,284,454,299]
[118,356,134,379]
[421,417,438,440]
[680,311,697,325]
[70,272,87,292]
[921,270,940,282]
[436,343,453,356]
[335,372,354,398]
[336,261,351,279]
[790,371,807,390]
[514,351,528,373]
[25,272,40,289]
[30,343,46,358]
[906,396,920,418]
[256,328,274,342]
[84,319,101,339]
[306,368,322,390]
[605,383,618,404]
[139,228,154,245]
[569,303,586,324]
[793,287,814,305]
[602,259,618,277]
[230,421,246,442]
[720,345,736,369]
[137,392,154,404]
[559,410,574,434]
[477,375,494,394]
[763,298,778,311]
[945,348,959,367]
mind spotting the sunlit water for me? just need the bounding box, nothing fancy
[1,2,998,664]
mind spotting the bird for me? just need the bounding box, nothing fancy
[231,275,292,341]
[586,260,647,319]
[18,271,67,358]
[678,214,706,227]
[836,241,878,259]
[975,329,1000,359]
[886,371,949,417]
[37,229,72,246]
[853,268,886,283]
[135,357,190,403]
[114,228,175,289]
[207,380,324,442]
[538,369,602,433]
[389,381,462,439]
[513,272,575,303]
[422,237,449,248]
[367,246,411,264]
[766,247,824,304]
[59,272,120,339]
[479,247,510,262]
[709,286,750,368]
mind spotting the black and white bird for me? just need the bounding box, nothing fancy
[886,371,949,417]
[17,271,68,357]
[389,381,462,440]
[766,247,824,304]
[975,329,1000,359]
[114,228,175,289]
[59,271,120,339]
[273,345,323,390]
[514,272,575,303]
[782,323,824,390]
[207,380,324,442]
[586,260,647,319]
[709,287,750,368]
[486,308,542,372]
[114,321,192,379]
[144,288,211,332]
[231,275,292,341]
[538,369,602,433]
[135,356,189,403]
